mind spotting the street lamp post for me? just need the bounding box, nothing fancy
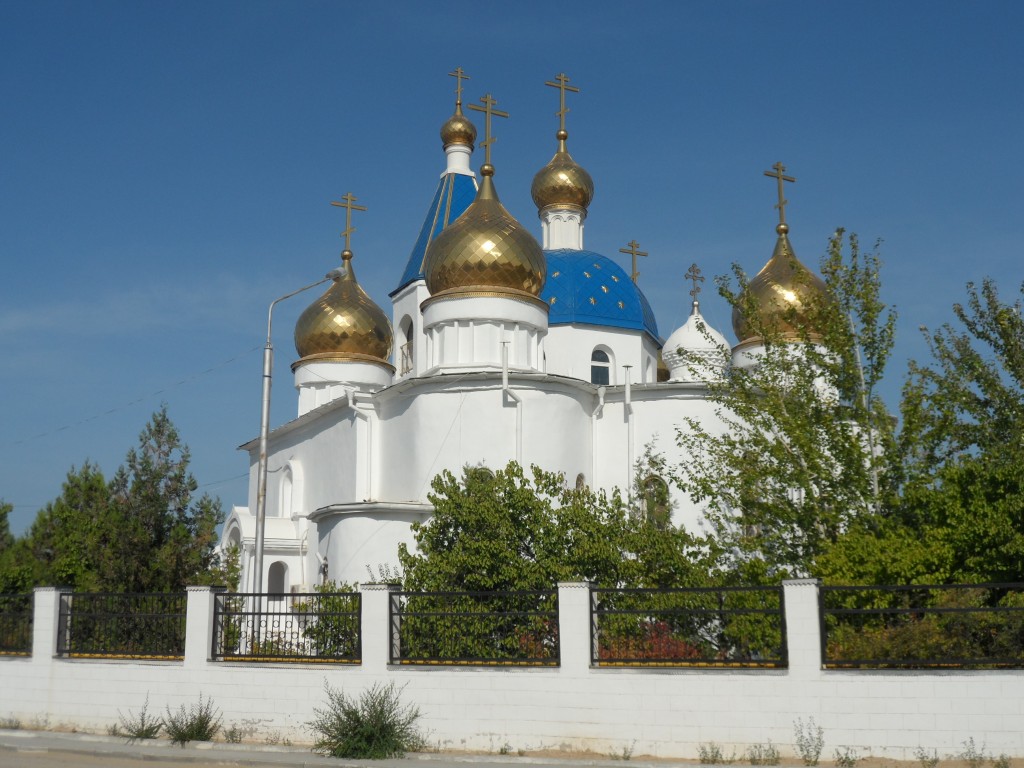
[252,268,344,597]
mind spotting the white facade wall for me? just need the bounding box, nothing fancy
[544,324,659,384]
[3,582,1023,760]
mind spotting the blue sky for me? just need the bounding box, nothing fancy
[2,1,1022,536]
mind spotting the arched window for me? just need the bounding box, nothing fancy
[268,561,288,595]
[642,475,671,529]
[591,348,611,385]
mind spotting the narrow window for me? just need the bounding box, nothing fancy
[590,349,610,385]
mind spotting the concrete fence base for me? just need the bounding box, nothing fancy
[0,580,1020,760]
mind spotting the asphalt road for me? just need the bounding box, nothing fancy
[0,731,683,768]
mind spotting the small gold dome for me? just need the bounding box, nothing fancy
[440,103,477,149]
[423,170,546,299]
[732,224,829,344]
[294,251,394,364]
[531,131,594,212]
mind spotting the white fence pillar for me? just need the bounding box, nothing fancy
[31,587,65,663]
[184,586,219,668]
[782,578,822,677]
[557,581,592,676]
[360,583,399,672]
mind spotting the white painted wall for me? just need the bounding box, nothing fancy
[3,583,1022,760]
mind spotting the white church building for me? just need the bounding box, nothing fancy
[220,73,825,593]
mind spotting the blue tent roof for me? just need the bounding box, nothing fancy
[541,249,660,342]
[391,172,477,295]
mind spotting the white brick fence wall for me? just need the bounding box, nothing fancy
[1,580,1021,760]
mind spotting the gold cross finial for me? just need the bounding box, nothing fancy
[544,72,579,134]
[684,263,705,302]
[467,94,509,168]
[619,240,648,284]
[448,67,469,107]
[763,162,796,227]
[329,192,367,253]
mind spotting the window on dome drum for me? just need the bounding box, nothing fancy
[591,348,611,385]
[399,316,414,375]
[642,475,671,529]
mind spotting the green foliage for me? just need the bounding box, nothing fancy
[0,407,224,593]
[834,747,859,768]
[296,581,361,659]
[914,746,939,768]
[674,231,897,578]
[400,462,711,592]
[747,742,780,766]
[309,681,422,759]
[794,717,825,766]
[163,694,222,746]
[958,738,989,768]
[824,278,1024,585]
[699,742,735,764]
[111,695,162,742]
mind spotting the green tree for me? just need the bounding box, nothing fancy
[673,230,897,579]
[399,462,710,592]
[0,408,224,593]
[821,279,1024,585]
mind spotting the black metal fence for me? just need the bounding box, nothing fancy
[212,591,360,663]
[591,585,787,667]
[0,593,33,656]
[56,592,186,659]
[390,589,559,666]
[820,582,1024,669]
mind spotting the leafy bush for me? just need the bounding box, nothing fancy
[163,694,222,746]
[112,696,162,742]
[309,681,422,758]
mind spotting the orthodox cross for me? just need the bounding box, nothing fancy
[544,72,579,133]
[763,162,796,226]
[448,67,469,107]
[619,240,648,284]
[468,94,509,166]
[330,192,367,252]
[685,263,705,302]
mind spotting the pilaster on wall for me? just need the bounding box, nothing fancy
[557,581,592,676]
[31,587,66,664]
[781,578,822,677]
[360,583,401,672]
[184,586,220,668]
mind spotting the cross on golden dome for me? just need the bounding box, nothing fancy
[448,66,469,107]
[685,263,705,301]
[545,72,579,134]
[619,239,648,284]
[330,192,367,253]
[468,94,509,170]
[764,162,796,228]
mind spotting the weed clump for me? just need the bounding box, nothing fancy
[309,681,422,759]
[163,694,222,746]
[794,717,825,766]
[110,695,162,742]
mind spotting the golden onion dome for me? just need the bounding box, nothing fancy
[294,251,394,365]
[732,224,830,344]
[423,166,546,300]
[530,130,594,212]
[440,102,477,149]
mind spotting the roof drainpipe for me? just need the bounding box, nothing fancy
[624,365,634,504]
[502,342,523,464]
[591,385,606,486]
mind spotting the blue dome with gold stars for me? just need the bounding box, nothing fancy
[540,249,660,342]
